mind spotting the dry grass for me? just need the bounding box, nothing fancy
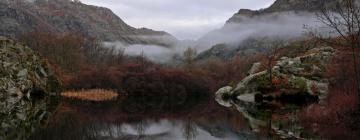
[61,89,119,101]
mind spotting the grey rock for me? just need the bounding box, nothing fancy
[248,62,261,75]
[216,46,334,107]
[0,36,60,140]
[215,86,233,107]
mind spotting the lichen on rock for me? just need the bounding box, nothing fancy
[214,46,336,139]
[0,36,60,140]
[215,46,335,104]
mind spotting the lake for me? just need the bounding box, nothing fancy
[28,94,278,140]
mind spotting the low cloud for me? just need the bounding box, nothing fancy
[103,41,188,63]
[195,12,323,52]
[80,0,276,40]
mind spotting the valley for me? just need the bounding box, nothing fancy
[1,0,360,140]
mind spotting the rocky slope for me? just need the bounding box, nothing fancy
[196,0,340,60]
[0,36,60,140]
[0,0,178,46]
[226,0,340,24]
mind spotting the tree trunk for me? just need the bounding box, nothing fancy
[351,46,360,95]
[269,58,274,88]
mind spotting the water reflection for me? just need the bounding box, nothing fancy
[97,119,242,140]
[222,98,311,139]
[28,97,268,140]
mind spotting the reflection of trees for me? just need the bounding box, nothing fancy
[182,119,199,140]
[86,123,101,139]
[133,120,149,136]
[113,122,125,137]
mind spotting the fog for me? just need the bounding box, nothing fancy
[104,12,328,63]
[195,12,323,52]
[103,41,188,63]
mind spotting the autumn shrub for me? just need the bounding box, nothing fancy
[19,31,286,100]
[122,67,209,96]
[20,31,88,73]
[299,46,360,139]
[65,67,124,91]
[185,52,268,93]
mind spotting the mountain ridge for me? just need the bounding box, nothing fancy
[196,0,341,60]
[226,0,340,24]
[0,0,178,46]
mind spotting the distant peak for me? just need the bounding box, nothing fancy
[226,0,341,24]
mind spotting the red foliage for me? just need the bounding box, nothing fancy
[299,46,360,139]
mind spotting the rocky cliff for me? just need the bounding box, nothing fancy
[0,36,60,140]
[0,0,178,46]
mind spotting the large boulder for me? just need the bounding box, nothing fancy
[216,46,335,104]
[215,86,233,107]
[214,47,335,139]
[0,36,60,140]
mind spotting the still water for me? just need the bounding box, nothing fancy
[28,94,278,140]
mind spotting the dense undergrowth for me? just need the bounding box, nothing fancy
[19,31,267,96]
[19,31,360,139]
[299,46,360,139]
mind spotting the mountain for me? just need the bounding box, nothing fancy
[0,0,178,46]
[226,0,340,24]
[196,0,340,60]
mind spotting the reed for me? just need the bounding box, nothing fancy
[61,89,119,101]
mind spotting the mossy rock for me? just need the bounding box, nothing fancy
[0,36,61,140]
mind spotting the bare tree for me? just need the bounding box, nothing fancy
[257,37,285,87]
[183,47,197,66]
[309,0,360,93]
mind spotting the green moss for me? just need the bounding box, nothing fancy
[1,37,61,140]
[292,77,307,93]
[254,74,272,91]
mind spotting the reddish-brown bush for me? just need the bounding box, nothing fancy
[299,46,360,139]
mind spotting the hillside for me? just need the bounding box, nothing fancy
[196,0,340,60]
[0,0,178,46]
[226,0,340,23]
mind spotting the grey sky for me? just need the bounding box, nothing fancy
[80,0,275,40]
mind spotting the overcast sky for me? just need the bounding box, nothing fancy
[80,0,275,40]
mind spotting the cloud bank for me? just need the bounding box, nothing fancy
[103,42,188,63]
[195,12,324,52]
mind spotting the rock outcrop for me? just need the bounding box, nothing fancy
[226,0,340,24]
[215,46,335,139]
[0,0,178,46]
[0,36,60,140]
[216,46,335,105]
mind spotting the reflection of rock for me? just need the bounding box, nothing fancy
[215,47,335,139]
[0,37,60,140]
[237,94,255,103]
[232,100,267,132]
